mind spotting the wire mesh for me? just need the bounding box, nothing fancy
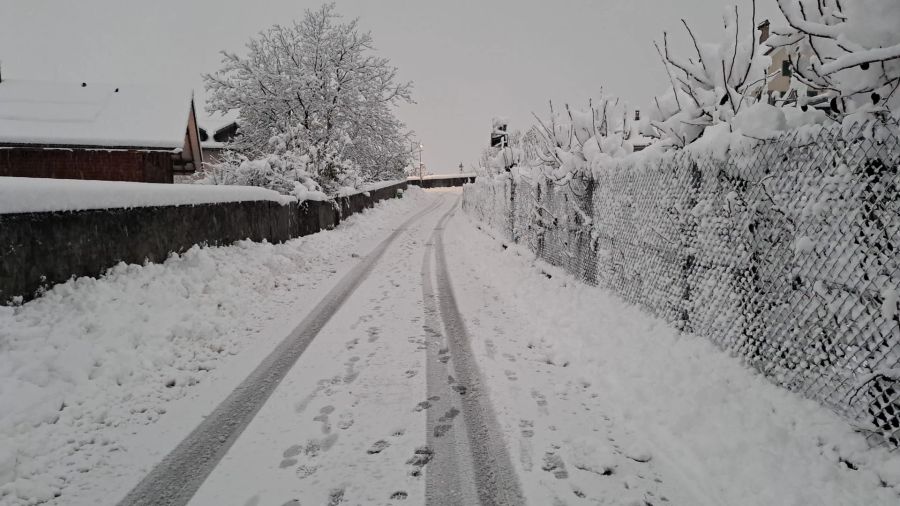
[462,121,900,446]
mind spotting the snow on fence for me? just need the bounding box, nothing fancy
[463,121,900,447]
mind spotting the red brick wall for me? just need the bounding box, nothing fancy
[0,148,174,183]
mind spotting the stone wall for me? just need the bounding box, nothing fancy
[0,181,407,304]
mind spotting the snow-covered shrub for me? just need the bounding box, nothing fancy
[769,0,900,123]
[198,152,327,202]
[197,134,330,201]
[204,3,414,190]
[644,2,772,147]
[529,99,639,180]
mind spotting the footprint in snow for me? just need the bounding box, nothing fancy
[433,424,451,438]
[337,412,354,430]
[367,439,390,454]
[406,446,434,477]
[542,452,569,479]
[327,488,345,506]
[519,419,535,438]
[439,408,460,422]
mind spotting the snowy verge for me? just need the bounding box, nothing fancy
[0,187,433,506]
[445,214,900,506]
[0,177,294,214]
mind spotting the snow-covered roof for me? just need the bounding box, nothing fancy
[0,79,193,149]
[199,111,239,134]
[0,176,293,214]
[198,111,239,149]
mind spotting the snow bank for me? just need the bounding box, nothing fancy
[0,187,431,505]
[0,177,294,214]
[450,213,900,505]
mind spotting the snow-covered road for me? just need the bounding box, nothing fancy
[4,187,899,506]
[178,192,524,506]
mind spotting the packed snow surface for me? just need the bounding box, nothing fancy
[0,188,433,506]
[2,187,898,506]
[446,213,900,505]
[0,177,294,214]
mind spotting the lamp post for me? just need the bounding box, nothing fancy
[418,143,424,181]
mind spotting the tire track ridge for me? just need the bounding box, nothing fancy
[118,197,445,506]
[424,198,526,506]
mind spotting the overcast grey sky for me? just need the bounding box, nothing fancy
[0,0,781,173]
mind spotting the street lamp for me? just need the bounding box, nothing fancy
[418,143,424,181]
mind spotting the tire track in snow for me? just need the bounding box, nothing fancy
[422,199,525,506]
[117,197,444,506]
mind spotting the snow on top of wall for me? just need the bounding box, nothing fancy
[0,80,192,149]
[361,179,406,192]
[0,177,294,214]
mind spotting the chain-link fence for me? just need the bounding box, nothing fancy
[462,121,900,447]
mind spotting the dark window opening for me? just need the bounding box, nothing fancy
[782,60,792,77]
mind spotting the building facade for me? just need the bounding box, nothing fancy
[0,79,202,183]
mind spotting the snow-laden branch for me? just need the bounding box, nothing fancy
[770,0,900,120]
[642,1,771,147]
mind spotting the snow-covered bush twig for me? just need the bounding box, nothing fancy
[768,0,900,121]
[644,1,771,147]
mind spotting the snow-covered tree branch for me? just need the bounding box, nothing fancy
[768,0,900,120]
[643,1,771,147]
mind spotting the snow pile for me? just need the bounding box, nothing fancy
[685,102,829,160]
[448,213,900,505]
[0,187,431,505]
[0,177,293,214]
